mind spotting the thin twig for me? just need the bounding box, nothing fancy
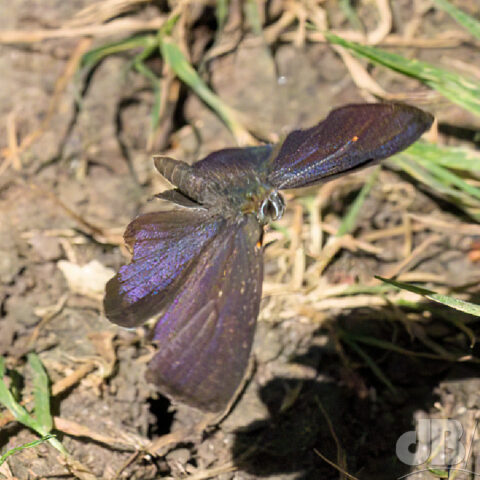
[383,234,442,278]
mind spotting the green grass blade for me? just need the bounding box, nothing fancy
[28,353,53,433]
[0,357,67,457]
[339,0,364,31]
[133,60,162,131]
[0,358,41,433]
[81,35,157,70]
[433,0,480,41]
[405,141,480,171]
[392,156,460,198]
[159,36,253,144]
[337,165,380,237]
[244,0,262,35]
[0,434,55,467]
[415,157,480,202]
[391,155,479,212]
[340,333,397,393]
[376,276,480,317]
[215,0,229,32]
[441,313,476,348]
[392,142,480,220]
[339,331,461,361]
[325,33,480,116]
[427,468,449,478]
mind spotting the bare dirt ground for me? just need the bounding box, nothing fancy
[1,1,480,479]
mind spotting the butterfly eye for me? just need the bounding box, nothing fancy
[258,191,285,224]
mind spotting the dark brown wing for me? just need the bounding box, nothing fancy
[104,209,224,327]
[267,103,433,189]
[146,214,263,412]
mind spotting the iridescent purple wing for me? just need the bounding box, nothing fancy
[104,208,224,328]
[146,214,263,412]
[267,103,433,190]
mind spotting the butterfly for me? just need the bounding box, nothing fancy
[104,102,433,412]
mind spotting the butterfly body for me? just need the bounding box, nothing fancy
[104,103,433,412]
[155,148,285,224]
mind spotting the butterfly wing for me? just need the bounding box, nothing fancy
[104,208,224,328]
[146,214,263,412]
[193,145,273,181]
[267,103,433,190]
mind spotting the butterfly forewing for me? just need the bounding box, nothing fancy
[104,209,224,328]
[146,214,263,412]
[267,103,433,189]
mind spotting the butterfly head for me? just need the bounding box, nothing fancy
[257,190,285,225]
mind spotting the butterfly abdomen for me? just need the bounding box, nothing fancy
[154,156,213,206]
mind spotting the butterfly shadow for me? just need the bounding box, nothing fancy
[229,305,479,479]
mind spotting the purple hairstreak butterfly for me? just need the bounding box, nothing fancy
[104,103,433,412]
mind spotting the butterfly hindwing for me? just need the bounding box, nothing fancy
[104,208,224,328]
[146,214,263,412]
[267,103,433,189]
